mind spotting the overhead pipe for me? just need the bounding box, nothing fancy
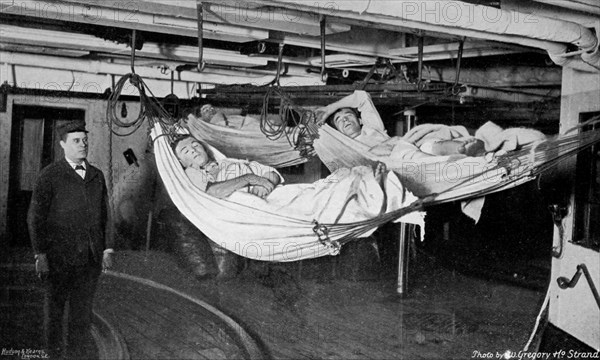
[452,37,466,95]
[246,0,599,71]
[130,30,137,74]
[531,0,600,16]
[196,0,205,72]
[502,0,600,27]
[417,35,424,92]
[423,65,563,87]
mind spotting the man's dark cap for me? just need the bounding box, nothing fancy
[57,121,88,138]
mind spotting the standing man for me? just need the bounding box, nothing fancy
[28,120,114,358]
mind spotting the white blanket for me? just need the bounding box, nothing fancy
[227,166,422,226]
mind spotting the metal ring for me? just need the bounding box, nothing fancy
[257,42,267,54]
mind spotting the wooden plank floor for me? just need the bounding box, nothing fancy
[95,274,249,359]
[95,250,546,360]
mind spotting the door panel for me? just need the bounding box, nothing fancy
[18,119,45,192]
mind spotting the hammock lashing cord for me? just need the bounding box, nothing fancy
[259,86,319,159]
[106,72,182,138]
[257,42,319,160]
[105,29,182,140]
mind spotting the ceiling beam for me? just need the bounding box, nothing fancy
[388,40,535,58]
[502,0,600,27]
[129,0,352,36]
[425,66,562,88]
[0,51,321,86]
[0,0,527,65]
[531,0,600,16]
[0,0,268,43]
[0,0,351,39]
[0,24,269,67]
[462,85,560,103]
[243,0,570,54]
[307,47,527,69]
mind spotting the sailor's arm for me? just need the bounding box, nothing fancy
[206,174,276,199]
[316,90,385,132]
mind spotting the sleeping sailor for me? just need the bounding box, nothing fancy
[173,135,281,199]
[172,135,403,225]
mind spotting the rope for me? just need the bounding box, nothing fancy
[523,285,550,351]
[106,72,181,142]
[564,113,600,134]
[259,86,319,158]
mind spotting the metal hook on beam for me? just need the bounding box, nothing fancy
[359,57,381,90]
[170,71,174,94]
[196,0,205,72]
[130,29,136,74]
[275,42,285,86]
[451,37,466,96]
[416,35,424,92]
[384,58,399,81]
[320,15,328,83]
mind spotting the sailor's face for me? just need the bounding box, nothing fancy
[175,138,210,168]
[200,104,217,121]
[333,109,361,138]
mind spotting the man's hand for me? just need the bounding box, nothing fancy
[263,171,281,186]
[35,254,49,281]
[245,174,275,194]
[102,252,113,272]
[314,107,333,125]
[250,185,270,198]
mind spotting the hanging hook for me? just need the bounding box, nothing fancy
[548,203,569,258]
[130,29,136,74]
[275,42,285,86]
[196,0,205,72]
[320,15,328,82]
[451,37,466,96]
[170,71,174,94]
[416,35,424,92]
[384,58,399,81]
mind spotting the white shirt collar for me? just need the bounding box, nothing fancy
[65,158,86,170]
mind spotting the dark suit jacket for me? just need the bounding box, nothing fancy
[28,158,113,270]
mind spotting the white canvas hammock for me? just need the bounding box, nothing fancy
[313,124,536,203]
[186,115,307,168]
[152,126,424,262]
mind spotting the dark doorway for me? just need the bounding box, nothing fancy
[7,106,86,247]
